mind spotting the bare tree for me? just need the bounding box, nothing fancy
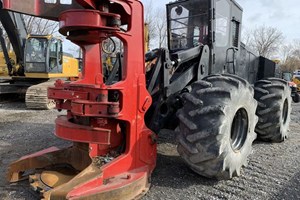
[280,40,300,72]
[281,57,300,72]
[0,26,10,51]
[23,15,59,35]
[280,44,294,64]
[144,0,157,48]
[241,27,252,46]
[246,25,284,58]
[154,9,167,48]
[144,1,168,49]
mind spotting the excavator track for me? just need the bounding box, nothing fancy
[25,81,56,110]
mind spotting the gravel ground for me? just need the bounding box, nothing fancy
[0,101,299,200]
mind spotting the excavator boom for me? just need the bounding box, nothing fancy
[2,0,83,20]
[0,1,27,74]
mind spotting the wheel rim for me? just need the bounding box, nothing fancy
[230,108,248,152]
[282,99,288,125]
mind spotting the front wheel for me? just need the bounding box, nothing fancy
[177,74,257,179]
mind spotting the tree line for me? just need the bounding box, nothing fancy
[243,26,300,73]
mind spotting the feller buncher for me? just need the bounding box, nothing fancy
[4,0,291,199]
[0,5,79,109]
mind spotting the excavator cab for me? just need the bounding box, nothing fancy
[23,34,79,79]
[0,0,79,79]
[24,35,63,74]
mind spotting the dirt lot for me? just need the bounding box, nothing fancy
[0,101,299,200]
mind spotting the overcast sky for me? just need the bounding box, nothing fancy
[141,0,300,42]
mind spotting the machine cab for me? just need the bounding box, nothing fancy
[167,0,243,75]
[24,35,63,74]
[167,0,211,51]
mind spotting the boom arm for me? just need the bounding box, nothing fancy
[0,28,13,73]
[0,2,28,74]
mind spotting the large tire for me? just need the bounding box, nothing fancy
[254,78,292,142]
[177,74,257,179]
[292,92,300,103]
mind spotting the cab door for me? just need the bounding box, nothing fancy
[212,0,232,74]
[212,0,243,76]
[47,38,62,73]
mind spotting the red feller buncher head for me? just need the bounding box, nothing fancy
[4,0,157,199]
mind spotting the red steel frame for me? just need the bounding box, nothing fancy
[5,0,157,199]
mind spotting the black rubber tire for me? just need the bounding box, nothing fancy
[292,92,300,103]
[254,78,292,142]
[177,74,257,179]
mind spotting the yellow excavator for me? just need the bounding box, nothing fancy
[292,75,300,91]
[0,6,79,109]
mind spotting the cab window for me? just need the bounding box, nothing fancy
[215,0,230,47]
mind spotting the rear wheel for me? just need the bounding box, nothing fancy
[254,78,292,142]
[177,74,257,179]
[292,92,300,103]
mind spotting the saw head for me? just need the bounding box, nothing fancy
[6,1,156,199]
